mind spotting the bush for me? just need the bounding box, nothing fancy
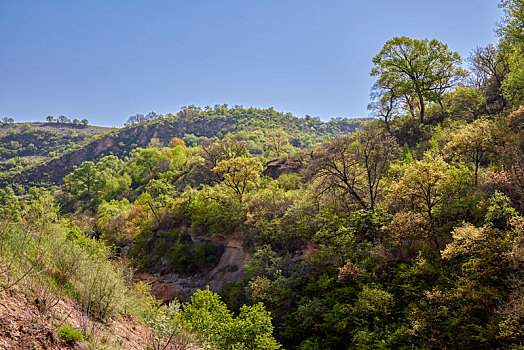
[58,325,84,343]
[181,288,281,349]
[133,226,223,274]
[166,241,222,273]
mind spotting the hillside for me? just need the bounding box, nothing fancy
[4,102,522,349]
[1,106,369,187]
[0,123,112,175]
[3,2,524,348]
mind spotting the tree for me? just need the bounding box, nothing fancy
[445,119,497,185]
[0,187,22,221]
[441,87,486,122]
[181,288,281,349]
[371,37,467,123]
[212,156,263,200]
[46,115,55,123]
[126,111,158,125]
[57,115,70,123]
[62,156,126,205]
[125,113,146,125]
[368,77,400,132]
[357,124,399,211]
[387,155,455,248]
[498,0,524,50]
[63,161,99,201]
[97,198,133,246]
[311,134,366,209]
[200,138,250,183]
[168,137,186,148]
[467,45,508,113]
[498,0,524,107]
[501,48,524,107]
[147,137,163,149]
[128,148,170,186]
[1,117,14,125]
[310,125,398,211]
[265,128,290,157]
[468,45,508,91]
[80,118,89,127]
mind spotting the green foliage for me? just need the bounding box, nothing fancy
[0,186,21,221]
[212,156,263,200]
[445,118,497,184]
[57,326,84,343]
[62,155,130,210]
[132,226,223,274]
[371,36,467,123]
[277,173,301,191]
[128,147,171,187]
[485,191,518,230]
[181,287,281,349]
[502,48,524,107]
[185,184,246,236]
[498,0,524,49]
[0,123,107,174]
[443,87,486,122]
[165,241,222,273]
[265,128,291,157]
[5,20,524,349]
[97,198,133,246]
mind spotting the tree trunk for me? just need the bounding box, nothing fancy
[418,93,425,124]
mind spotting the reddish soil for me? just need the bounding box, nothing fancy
[0,285,154,349]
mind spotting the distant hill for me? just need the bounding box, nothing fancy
[1,106,370,187]
[0,122,113,174]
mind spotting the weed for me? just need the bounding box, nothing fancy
[57,325,84,343]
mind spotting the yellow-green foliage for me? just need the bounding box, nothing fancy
[181,287,281,349]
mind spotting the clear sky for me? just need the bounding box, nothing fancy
[0,0,502,127]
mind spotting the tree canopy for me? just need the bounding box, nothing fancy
[371,37,467,124]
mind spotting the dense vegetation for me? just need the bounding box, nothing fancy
[2,1,524,349]
[0,122,111,175]
[0,108,368,187]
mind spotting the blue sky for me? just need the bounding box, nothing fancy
[0,0,502,127]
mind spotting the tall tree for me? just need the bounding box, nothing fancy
[445,119,497,185]
[1,117,14,124]
[57,115,70,123]
[212,156,263,201]
[498,0,524,49]
[200,138,250,182]
[468,45,508,90]
[368,77,400,132]
[387,155,455,248]
[310,125,398,211]
[498,0,524,107]
[63,161,99,201]
[357,124,399,211]
[371,37,467,123]
[265,128,290,157]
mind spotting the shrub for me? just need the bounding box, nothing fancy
[57,325,84,343]
[181,287,281,349]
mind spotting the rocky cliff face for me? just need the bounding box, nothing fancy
[205,230,250,291]
[136,230,250,303]
[262,148,314,180]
